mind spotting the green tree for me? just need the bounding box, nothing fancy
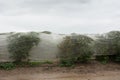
[58,34,93,66]
[7,32,40,62]
[95,31,120,55]
[94,31,120,62]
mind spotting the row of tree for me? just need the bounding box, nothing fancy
[58,31,120,66]
[7,31,120,65]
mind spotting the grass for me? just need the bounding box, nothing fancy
[0,62,16,70]
[0,60,53,70]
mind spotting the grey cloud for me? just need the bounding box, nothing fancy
[21,0,91,14]
[0,0,91,15]
[0,0,120,33]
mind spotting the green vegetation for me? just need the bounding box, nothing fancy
[59,58,75,67]
[7,32,40,62]
[94,31,120,62]
[0,31,120,69]
[58,35,93,66]
[28,62,42,67]
[13,62,42,67]
[29,61,52,67]
[14,61,53,67]
[41,31,52,34]
[0,61,53,70]
[0,62,16,70]
[42,60,53,64]
[96,55,109,64]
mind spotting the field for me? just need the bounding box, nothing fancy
[0,61,120,80]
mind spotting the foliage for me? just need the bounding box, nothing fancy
[42,60,53,64]
[29,61,53,67]
[115,55,120,62]
[96,55,109,64]
[58,35,94,66]
[95,31,120,55]
[0,61,52,70]
[106,31,120,55]
[14,62,42,67]
[7,32,40,62]
[60,58,75,67]
[13,61,53,67]
[94,35,110,55]
[41,31,52,34]
[94,31,120,62]
[28,62,42,67]
[0,62,16,70]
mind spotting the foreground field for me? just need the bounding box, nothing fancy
[0,62,120,80]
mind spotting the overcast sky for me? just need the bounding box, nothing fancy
[0,0,120,34]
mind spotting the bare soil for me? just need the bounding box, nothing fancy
[0,61,120,80]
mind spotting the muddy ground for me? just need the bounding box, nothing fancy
[0,61,120,80]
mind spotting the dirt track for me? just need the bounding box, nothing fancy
[0,62,120,80]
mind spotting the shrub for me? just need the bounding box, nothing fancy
[14,61,53,67]
[28,61,53,67]
[0,62,16,70]
[7,32,40,62]
[15,62,42,67]
[96,55,109,64]
[115,55,120,62]
[41,31,52,34]
[58,35,93,66]
[94,35,110,55]
[28,62,42,67]
[42,60,53,64]
[94,31,120,62]
[106,31,120,54]
[60,59,75,67]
